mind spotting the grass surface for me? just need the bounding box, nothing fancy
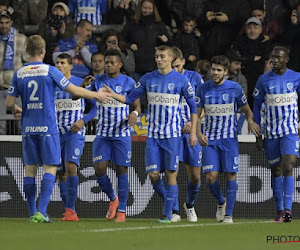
[0,218,300,250]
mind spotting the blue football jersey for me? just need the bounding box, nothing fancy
[91,74,135,137]
[55,75,86,135]
[68,0,108,25]
[134,69,194,138]
[8,62,71,135]
[253,69,300,139]
[180,70,203,127]
[196,80,247,140]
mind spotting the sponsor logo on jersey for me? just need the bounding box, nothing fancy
[268,157,280,165]
[93,155,102,162]
[203,165,213,171]
[17,64,49,79]
[147,92,180,106]
[27,103,43,110]
[55,99,82,111]
[266,92,296,106]
[204,103,234,116]
[25,126,48,133]
[253,88,259,96]
[78,7,96,14]
[100,97,127,108]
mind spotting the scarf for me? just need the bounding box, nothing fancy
[0,27,15,70]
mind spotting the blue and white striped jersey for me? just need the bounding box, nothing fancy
[91,74,135,137]
[68,0,108,25]
[253,69,300,139]
[134,70,194,138]
[196,80,247,140]
[180,70,203,127]
[55,76,86,135]
[8,62,70,135]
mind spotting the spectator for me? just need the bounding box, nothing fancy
[108,0,138,24]
[11,0,48,27]
[121,0,170,81]
[90,52,105,76]
[0,10,29,134]
[68,0,108,25]
[99,28,135,75]
[233,17,272,108]
[173,16,204,70]
[198,0,251,59]
[0,0,23,33]
[226,48,248,97]
[38,2,75,65]
[53,19,98,78]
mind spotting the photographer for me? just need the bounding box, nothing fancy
[37,2,74,65]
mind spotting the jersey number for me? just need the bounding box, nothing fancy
[28,80,39,101]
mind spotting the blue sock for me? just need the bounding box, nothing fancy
[118,173,129,213]
[271,176,283,211]
[152,178,166,200]
[97,174,116,201]
[172,185,179,212]
[23,177,36,216]
[225,180,238,216]
[66,176,79,212]
[59,181,67,208]
[283,176,294,211]
[186,181,201,208]
[206,181,225,204]
[164,184,177,220]
[38,173,55,215]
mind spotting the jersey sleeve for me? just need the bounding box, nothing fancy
[125,77,146,104]
[235,84,248,107]
[253,76,265,100]
[181,78,194,101]
[195,83,204,107]
[7,73,19,97]
[50,66,71,90]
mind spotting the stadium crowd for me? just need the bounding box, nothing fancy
[1,0,300,224]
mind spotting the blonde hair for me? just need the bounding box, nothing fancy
[172,46,184,61]
[156,45,173,57]
[26,35,46,57]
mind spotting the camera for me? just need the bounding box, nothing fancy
[46,14,64,30]
[215,12,223,16]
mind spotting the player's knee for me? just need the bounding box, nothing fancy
[205,174,217,184]
[271,166,282,177]
[148,171,160,183]
[190,174,201,185]
[282,163,294,176]
[116,166,128,176]
[93,165,106,177]
[65,162,77,176]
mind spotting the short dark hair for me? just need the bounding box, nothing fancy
[76,19,92,29]
[183,16,196,23]
[211,55,230,70]
[92,51,104,60]
[273,46,290,57]
[57,53,72,64]
[104,48,122,61]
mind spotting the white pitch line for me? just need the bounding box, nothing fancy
[88,220,272,233]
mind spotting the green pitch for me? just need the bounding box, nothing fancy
[0,218,299,250]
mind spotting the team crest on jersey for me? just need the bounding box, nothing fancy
[253,88,259,96]
[194,96,200,104]
[134,82,141,88]
[116,86,122,93]
[128,151,132,159]
[287,82,293,90]
[176,156,179,163]
[234,157,239,165]
[75,148,81,156]
[199,151,202,160]
[168,83,175,90]
[296,141,299,149]
[223,94,229,101]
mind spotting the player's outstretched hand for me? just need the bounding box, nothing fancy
[70,119,84,133]
[13,105,22,119]
[198,132,208,146]
[248,120,261,137]
[81,75,95,88]
[189,133,197,147]
[127,111,138,126]
[96,88,111,102]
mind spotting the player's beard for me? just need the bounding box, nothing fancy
[212,75,225,85]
